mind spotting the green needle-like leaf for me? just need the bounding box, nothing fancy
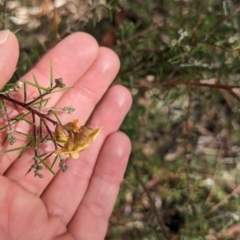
[30,98,50,107]
[17,140,32,159]
[11,112,29,121]
[50,86,73,94]
[5,145,31,153]
[53,111,62,124]
[50,155,58,169]
[38,155,56,176]
[15,131,31,137]
[24,81,27,103]
[0,124,8,131]
[25,81,49,91]
[50,58,54,87]
[33,73,42,95]
[23,118,34,126]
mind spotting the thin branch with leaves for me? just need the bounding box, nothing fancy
[0,69,101,178]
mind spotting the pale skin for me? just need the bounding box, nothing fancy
[0,30,132,239]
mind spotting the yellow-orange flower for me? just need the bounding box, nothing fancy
[53,120,101,159]
[54,124,69,142]
[72,119,80,132]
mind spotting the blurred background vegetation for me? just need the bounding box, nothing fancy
[2,0,240,239]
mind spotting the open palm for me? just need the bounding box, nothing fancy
[0,31,131,240]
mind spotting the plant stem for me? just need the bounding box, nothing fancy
[0,93,57,126]
[25,83,59,106]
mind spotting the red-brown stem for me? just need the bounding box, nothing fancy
[25,84,58,106]
[0,93,57,126]
[31,111,38,157]
[41,118,58,151]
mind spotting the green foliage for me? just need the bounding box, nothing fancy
[113,0,240,239]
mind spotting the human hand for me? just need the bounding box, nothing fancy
[0,30,132,239]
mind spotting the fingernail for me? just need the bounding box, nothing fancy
[0,30,10,44]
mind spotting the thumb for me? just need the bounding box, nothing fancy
[0,30,19,89]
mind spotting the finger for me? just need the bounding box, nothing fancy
[49,46,121,125]
[0,30,19,88]
[55,132,131,240]
[41,85,132,225]
[68,132,131,240]
[18,32,99,105]
[1,33,99,173]
[4,50,121,195]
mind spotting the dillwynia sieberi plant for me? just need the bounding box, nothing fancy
[0,65,101,178]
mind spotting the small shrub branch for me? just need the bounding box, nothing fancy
[0,77,74,177]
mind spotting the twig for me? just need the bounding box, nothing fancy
[0,93,57,126]
[130,80,240,103]
[134,167,171,240]
[184,85,197,215]
[131,80,240,90]
[205,142,223,203]
[2,0,8,29]
[26,84,58,106]
[1,99,16,145]
[41,118,58,150]
[203,185,240,218]
[114,25,160,48]
[28,111,43,178]
[199,4,240,44]
[32,111,37,156]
